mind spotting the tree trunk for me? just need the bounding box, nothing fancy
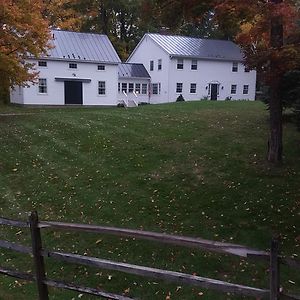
[267,0,283,163]
[268,78,283,163]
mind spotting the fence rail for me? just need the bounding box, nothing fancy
[0,212,299,299]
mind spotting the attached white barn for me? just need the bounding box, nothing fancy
[10,30,121,106]
[118,63,150,107]
[127,33,257,103]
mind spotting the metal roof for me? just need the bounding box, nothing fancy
[39,30,121,63]
[147,33,244,61]
[118,63,150,79]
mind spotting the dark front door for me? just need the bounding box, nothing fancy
[64,81,83,105]
[210,84,218,100]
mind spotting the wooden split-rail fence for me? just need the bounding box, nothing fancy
[0,211,300,300]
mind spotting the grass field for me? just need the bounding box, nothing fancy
[0,101,299,299]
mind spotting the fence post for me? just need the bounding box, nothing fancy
[29,211,49,300]
[270,237,280,300]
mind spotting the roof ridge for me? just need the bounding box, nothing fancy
[147,32,234,43]
[51,28,107,37]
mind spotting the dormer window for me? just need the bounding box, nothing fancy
[38,61,47,67]
[98,65,105,71]
[69,63,77,69]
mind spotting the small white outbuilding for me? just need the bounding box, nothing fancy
[11,30,121,106]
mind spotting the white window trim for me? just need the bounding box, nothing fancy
[191,60,197,70]
[141,83,148,95]
[152,83,159,95]
[177,59,184,70]
[97,65,106,71]
[38,61,48,68]
[135,83,141,94]
[190,83,197,94]
[231,84,237,94]
[128,83,134,93]
[243,85,249,94]
[69,63,78,69]
[150,60,154,71]
[158,59,162,70]
[38,78,48,95]
[176,83,183,93]
[98,81,106,96]
[232,62,238,72]
[121,82,128,93]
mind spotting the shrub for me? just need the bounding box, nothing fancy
[176,94,185,102]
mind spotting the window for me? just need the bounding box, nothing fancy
[190,83,197,94]
[191,60,197,70]
[232,62,238,72]
[176,82,183,93]
[98,65,105,71]
[231,84,237,94]
[135,83,141,94]
[69,63,77,69]
[152,83,159,94]
[158,59,162,70]
[118,83,120,93]
[98,81,106,95]
[38,78,47,94]
[150,60,154,71]
[122,83,127,93]
[243,85,249,94]
[142,83,148,94]
[177,59,184,70]
[38,61,47,67]
[128,83,134,93]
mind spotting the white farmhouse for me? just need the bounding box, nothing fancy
[127,33,257,103]
[11,30,122,106]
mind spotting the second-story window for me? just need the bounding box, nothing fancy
[191,60,197,70]
[38,61,47,67]
[232,62,238,72]
[158,59,162,70]
[177,59,184,70]
[150,60,154,71]
[69,63,77,69]
[98,65,105,71]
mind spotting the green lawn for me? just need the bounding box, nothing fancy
[0,101,299,299]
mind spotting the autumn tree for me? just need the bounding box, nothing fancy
[0,0,51,100]
[42,0,82,30]
[156,0,300,163]
[215,0,300,163]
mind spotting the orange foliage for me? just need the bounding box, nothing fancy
[215,0,300,82]
[0,0,51,88]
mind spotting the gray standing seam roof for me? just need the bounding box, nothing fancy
[147,33,244,61]
[38,30,121,63]
[118,63,150,79]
